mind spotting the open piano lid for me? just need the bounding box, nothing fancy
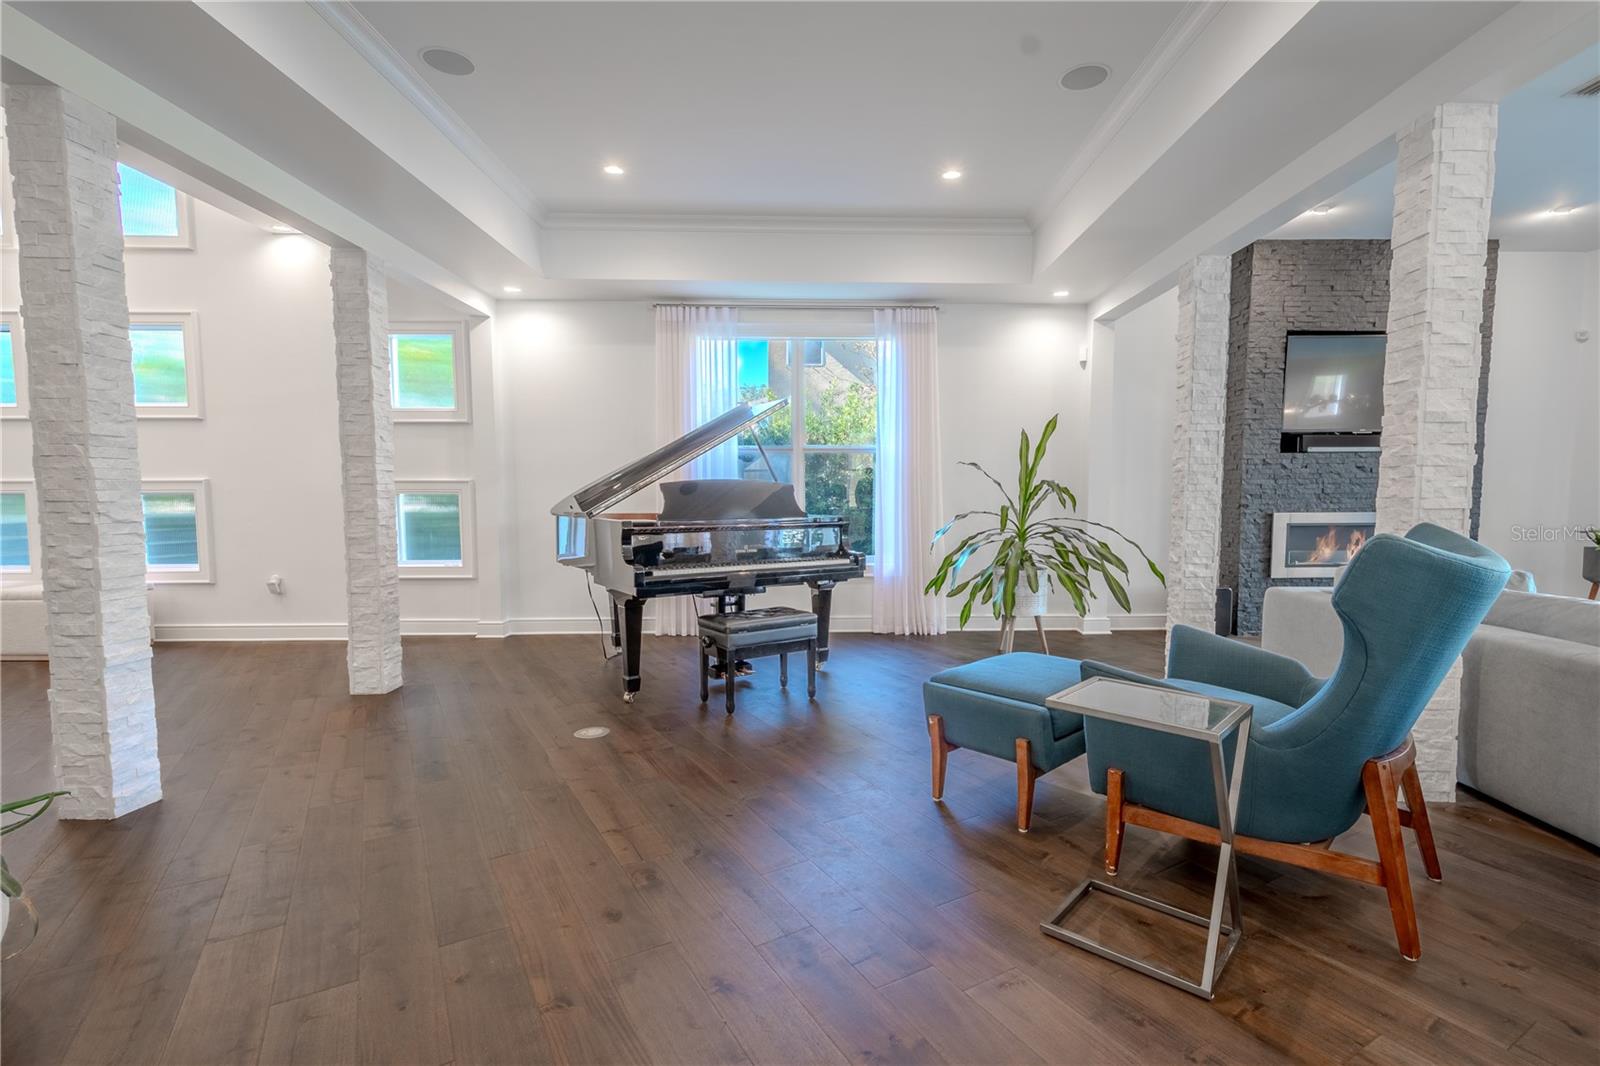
[551,399,788,517]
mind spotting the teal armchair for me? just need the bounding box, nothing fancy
[1082,523,1510,960]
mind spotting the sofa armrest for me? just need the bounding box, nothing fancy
[1167,625,1324,708]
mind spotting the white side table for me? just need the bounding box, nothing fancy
[1041,677,1252,999]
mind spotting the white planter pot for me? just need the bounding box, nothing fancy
[1013,587,1050,618]
[1,893,9,943]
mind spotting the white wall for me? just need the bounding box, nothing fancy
[492,300,1098,632]
[2,199,491,638]
[1479,250,1600,597]
[1106,290,1178,619]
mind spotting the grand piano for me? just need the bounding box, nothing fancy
[552,399,866,701]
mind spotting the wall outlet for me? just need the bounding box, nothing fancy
[266,574,284,595]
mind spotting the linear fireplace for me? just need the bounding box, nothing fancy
[1270,512,1376,580]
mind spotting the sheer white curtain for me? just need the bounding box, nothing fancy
[873,307,946,635]
[654,305,740,635]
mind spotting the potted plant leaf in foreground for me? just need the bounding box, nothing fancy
[1,790,69,956]
[927,414,1163,652]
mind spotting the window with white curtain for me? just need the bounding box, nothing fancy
[735,337,878,556]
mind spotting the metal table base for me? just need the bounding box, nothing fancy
[1037,696,1251,1000]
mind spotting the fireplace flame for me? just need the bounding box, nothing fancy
[1305,525,1368,565]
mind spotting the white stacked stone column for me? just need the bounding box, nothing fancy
[1165,255,1231,650]
[1378,103,1498,801]
[330,248,403,694]
[4,85,161,819]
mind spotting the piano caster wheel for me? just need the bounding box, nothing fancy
[622,691,637,704]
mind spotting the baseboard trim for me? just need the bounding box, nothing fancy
[151,611,1169,642]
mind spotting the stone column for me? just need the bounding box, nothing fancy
[1378,103,1498,801]
[1165,255,1231,650]
[330,248,402,694]
[4,85,161,819]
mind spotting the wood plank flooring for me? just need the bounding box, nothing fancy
[2,631,1597,1064]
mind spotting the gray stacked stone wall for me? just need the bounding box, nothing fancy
[1220,238,1497,634]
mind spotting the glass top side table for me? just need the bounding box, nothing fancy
[1041,677,1252,1000]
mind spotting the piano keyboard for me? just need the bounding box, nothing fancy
[647,557,857,577]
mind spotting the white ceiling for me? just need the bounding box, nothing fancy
[1269,44,1600,251]
[351,0,1185,216]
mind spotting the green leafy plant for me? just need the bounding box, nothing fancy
[926,415,1164,628]
[1587,528,1600,549]
[1,791,68,899]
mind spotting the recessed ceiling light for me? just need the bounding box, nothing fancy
[420,47,475,76]
[1547,204,1575,216]
[502,285,523,294]
[1308,203,1334,215]
[941,168,963,181]
[603,163,626,176]
[268,223,297,234]
[1052,290,1070,298]
[1059,64,1111,91]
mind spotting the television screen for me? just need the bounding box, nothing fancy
[1282,333,1386,434]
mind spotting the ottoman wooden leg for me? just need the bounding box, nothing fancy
[699,647,709,703]
[928,715,955,801]
[806,641,816,699]
[1016,738,1039,833]
[780,652,789,688]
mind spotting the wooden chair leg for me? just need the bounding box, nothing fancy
[1105,767,1126,875]
[1399,758,1443,883]
[1363,750,1421,961]
[927,715,954,801]
[1015,739,1038,833]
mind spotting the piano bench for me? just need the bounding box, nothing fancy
[698,607,818,714]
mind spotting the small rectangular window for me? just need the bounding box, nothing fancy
[129,313,203,418]
[1,313,27,419]
[390,322,469,421]
[118,164,183,239]
[141,480,213,583]
[396,480,475,578]
[0,481,40,580]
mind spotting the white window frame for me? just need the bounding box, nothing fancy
[389,321,471,423]
[119,165,195,250]
[129,311,204,419]
[141,478,214,584]
[739,335,879,560]
[0,480,41,583]
[396,479,476,579]
[1,311,29,420]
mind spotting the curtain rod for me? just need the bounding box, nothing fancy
[652,300,939,311]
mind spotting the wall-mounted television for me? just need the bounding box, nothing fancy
[1281,332,1385,451]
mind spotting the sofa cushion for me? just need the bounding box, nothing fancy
[1481,590,1600,647]
[927,652,1084,739]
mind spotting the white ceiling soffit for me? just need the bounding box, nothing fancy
[1270,43,1600,252]
[1083,1,1599,321]
[0,0,536,307]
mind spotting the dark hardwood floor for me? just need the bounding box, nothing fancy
[2,631,1596,1065]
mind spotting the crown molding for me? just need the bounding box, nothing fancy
[308,0,542,221]
[1029,0,1223,225]
[540,211,1032,238]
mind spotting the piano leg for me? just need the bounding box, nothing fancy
[810,583,835,665]
[615,595,644,702]
[609,598,622,648]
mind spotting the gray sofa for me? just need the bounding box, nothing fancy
[1262,585,1600,846]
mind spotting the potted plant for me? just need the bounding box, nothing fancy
[1584,528,1600,599]
[1,790,68,955]
[927,415,1163,653]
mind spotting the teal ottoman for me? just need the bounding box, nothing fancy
[922,653,1086,832]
